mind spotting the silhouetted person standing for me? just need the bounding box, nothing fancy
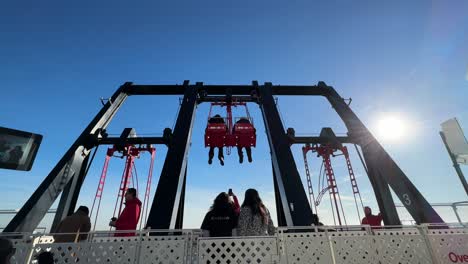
[35,252,54,264]
[0,238,15,264]
[238,189,275,236]
[54,206,91,243]
[201,192,238,237]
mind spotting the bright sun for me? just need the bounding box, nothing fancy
[376,115,407,141]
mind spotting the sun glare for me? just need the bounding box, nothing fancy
[376,115,407,141]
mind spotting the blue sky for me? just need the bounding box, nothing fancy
[1,0,467,230]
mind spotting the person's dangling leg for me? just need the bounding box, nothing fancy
[246,146,252,163]
[218,147,225,166]
[208,147,214,164]
[237,146,244,163]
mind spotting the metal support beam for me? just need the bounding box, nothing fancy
[126,84,328,96]
[259,82,313,226]
[97,137,167,146]
[4,83,130,233]
[51,154,90,232]
[292,136,353,145]
[174,167,187,229]
[198,96,256,103]
[361,151,401,225]
[273,164,287,226]
[146,81,197,229]
[323,82,443,224]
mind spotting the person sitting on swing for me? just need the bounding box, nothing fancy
[208,114,225,166]
[233,117,253,163]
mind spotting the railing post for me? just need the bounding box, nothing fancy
[134,230,144,264]
[419,224,439,264]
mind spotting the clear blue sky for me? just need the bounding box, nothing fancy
[1,0,467,229]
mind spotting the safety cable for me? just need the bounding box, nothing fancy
[275,97,287,128]
[329,193,337,226]
[354,144,369,175]
[84,145,99,177]
[133,162,139,196]
[172,97,183,130]
[319,161,326,198]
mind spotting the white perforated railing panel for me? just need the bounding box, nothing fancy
[279,232,333,264]
[374,229,432,264]
[30,242,83,263]
[198,237,279,264]
[329,231,377,264]
[139,235,187,264]
[427,228,468,264]
[4,226,468,264]
[6,236,33,264]
[31,236,139,264]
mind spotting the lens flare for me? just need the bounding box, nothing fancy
[376,115,407,141]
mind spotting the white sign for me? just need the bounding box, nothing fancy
[441,118,468,165]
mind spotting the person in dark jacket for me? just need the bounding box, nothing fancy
[233,118,253,163]
[35,252,54,264]
[109,188,142,237]
[208,114,226,166]
[201,192,239,237]
[53,206,91,243]
[0,237,15,264]
[238,189,275,236]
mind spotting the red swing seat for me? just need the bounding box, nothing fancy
[233,122,256,147]
[204,122,228,148]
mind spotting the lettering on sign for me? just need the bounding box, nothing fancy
[448,252,468,263]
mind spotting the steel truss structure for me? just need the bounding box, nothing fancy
[3,81,444,233]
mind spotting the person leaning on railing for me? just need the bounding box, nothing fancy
[53,206,91,243]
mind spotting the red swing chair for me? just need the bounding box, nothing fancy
[204,100,256,154]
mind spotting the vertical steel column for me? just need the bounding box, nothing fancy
[259,82,313,226]
[51,154,90,232]
[146,81,197,229]
[272,164,287,226]
[174,167,187,229]
[4,83,129,233]
[323,82,443,224]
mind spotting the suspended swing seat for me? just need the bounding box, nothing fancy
[232,118,256,148]
[204,100,257,151]
[205,121,229,148]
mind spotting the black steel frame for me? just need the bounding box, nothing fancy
[4,80,444,233]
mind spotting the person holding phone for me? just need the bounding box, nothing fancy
[228,189,240,215]
[200,189,240,237]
